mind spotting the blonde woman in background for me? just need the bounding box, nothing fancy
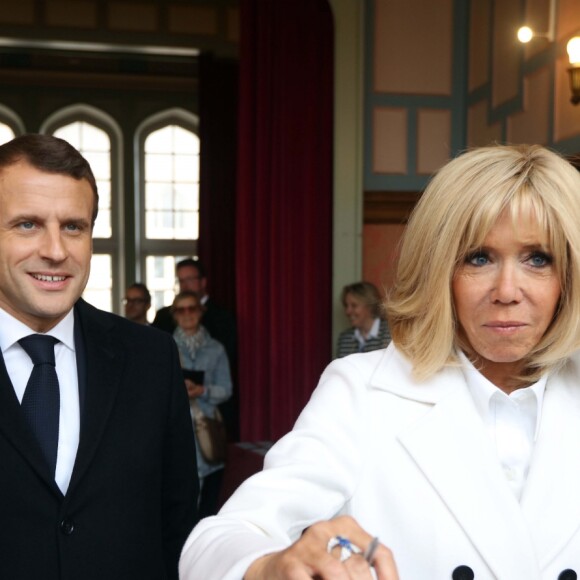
[336,281,391,358]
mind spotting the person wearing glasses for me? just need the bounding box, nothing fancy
[123,282,151,325]
[154,258,239,440]
[153,259,236,370]
[172,290,232,519]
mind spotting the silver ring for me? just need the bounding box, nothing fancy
[364,536,379,564]
[327,535,362,562]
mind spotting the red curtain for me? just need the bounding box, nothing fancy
[236,0,334,441]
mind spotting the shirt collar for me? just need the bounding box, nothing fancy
[0,307,76,354]
[354,317,380,343]
[458,350,547,441]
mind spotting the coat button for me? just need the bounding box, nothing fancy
[558,571,577,580]
[452,565,474,580]
[59,518,75,535]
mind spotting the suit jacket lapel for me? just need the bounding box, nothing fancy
[66,300,125,496]
[0,348,62,496]
[522,363,580,568]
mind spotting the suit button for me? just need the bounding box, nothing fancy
[59,519,75,535]
[559,571,577,580]
[452,565,474,580]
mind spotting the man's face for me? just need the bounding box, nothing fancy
[177,264,206,295]
[0,160,93,332]
[124,287,150,323]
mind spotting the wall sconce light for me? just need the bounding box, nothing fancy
[516,0,580,105]
[516,0,557,44]
[516,25,553,43]
[567,36,580,104]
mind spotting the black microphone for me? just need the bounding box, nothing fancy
[558,570,577,580]
[452,565,474,580]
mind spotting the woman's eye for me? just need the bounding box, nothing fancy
[528,252,552,267]
[467,252,489,266]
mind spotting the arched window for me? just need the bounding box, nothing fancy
[136,109,199,319]
[0,104,24,143]
[53,121,112,239]
[0,123,15,144]
[144,125,200,240]
[41,105,123,314]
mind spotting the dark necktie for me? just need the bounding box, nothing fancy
[19,334,60,476]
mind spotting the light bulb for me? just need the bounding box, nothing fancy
[567,36,580,65]
[517,26,534,43]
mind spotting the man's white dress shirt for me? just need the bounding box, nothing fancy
[0,308,79,493]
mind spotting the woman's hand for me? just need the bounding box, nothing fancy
[184,378,205,400]
[244,516,398,579]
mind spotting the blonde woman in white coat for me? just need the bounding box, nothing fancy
[179,144,580,580]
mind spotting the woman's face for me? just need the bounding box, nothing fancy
[452,209,561,390]
[173,296,203,334]
[343,292,374,330]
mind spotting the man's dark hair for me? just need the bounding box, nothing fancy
[0,134,99,225]
[127,282,151,304]
[175,258,206,278]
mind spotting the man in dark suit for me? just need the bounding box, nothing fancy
[0,134,198,580]
[152,258,239,440]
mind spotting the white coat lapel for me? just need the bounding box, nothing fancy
[522,363,580,568]
[397,380,541,580]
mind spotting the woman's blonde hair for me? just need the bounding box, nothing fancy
[171,290,201,312]
[387,144,580,382]
[341,281,384,319]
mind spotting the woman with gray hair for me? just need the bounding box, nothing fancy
[172,290,232,519]
[336,281,391,358]
[179,144,580,579]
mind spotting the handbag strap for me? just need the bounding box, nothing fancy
[189,399,205,421]
[190,399,224,423]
